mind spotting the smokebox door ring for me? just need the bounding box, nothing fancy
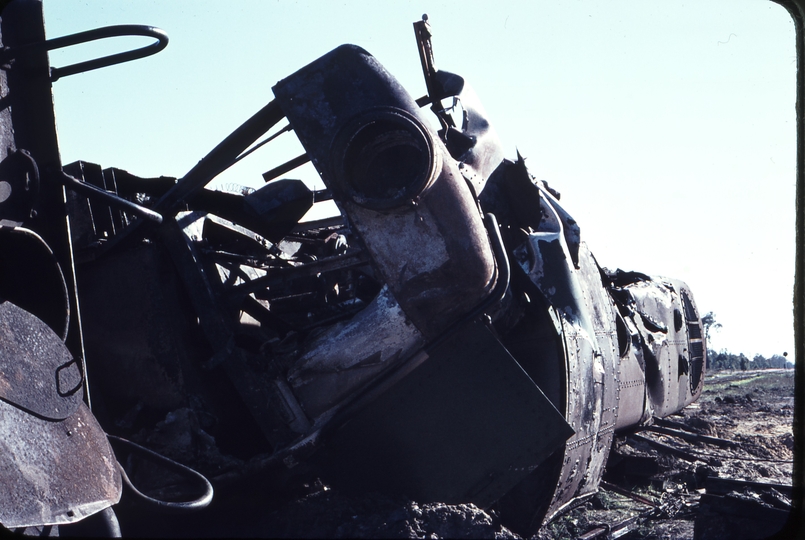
[329,107,437,210]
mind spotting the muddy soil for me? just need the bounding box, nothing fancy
[255,369,797,539]
[85,369,796,539]
[540,368,797,540]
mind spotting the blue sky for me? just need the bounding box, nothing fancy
[42,1,796,360]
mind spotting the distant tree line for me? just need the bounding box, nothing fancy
[701,311,793,371]
[706,350,792,371]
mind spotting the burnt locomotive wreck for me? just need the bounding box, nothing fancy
[0,2,706,536]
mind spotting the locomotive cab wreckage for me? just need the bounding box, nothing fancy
[0,2,706,535]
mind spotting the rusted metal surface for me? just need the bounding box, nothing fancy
[0,398,121,529]
[0,301,120,529]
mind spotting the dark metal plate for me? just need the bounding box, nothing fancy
[0,300,82,420]
[320,319,574,507]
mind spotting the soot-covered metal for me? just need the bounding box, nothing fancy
[0,3,707,536]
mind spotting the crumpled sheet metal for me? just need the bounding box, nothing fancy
[513,193,592,339]
[0,398,121,528]
[626,277,705,417]
[288,285,425,419]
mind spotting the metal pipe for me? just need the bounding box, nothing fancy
[262,153,310,183]
[155,100,285,216]
[231,123,292,166]
[57,171,163,224]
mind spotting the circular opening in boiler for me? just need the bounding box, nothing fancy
[336,110,434,210]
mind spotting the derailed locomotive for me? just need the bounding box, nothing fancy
[0,2,706,536]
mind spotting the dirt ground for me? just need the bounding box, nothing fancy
[538,368,797,540]
[254,369,798,539]
[86,368,797,539]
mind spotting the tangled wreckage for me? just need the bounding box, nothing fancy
[0,1,707,536]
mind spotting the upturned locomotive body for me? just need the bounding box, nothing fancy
[0,2,705,535]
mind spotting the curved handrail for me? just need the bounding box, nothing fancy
[3,24,168,81]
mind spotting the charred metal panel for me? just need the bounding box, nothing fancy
[497,169,622,526]
[273,45,495,339]
[0,399,121,528]
[0,226,68,340]
[513,192,593,338]
[77,242,209,413]
[612,313,651,431]
[318,319,573,508]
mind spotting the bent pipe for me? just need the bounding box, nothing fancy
[57,170,163,224]
[108,435,213,513]
[320,211,509,438]
[423,212,509,352]
[97,99,285,256]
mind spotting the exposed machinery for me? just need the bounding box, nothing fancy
[0,2,706,536]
